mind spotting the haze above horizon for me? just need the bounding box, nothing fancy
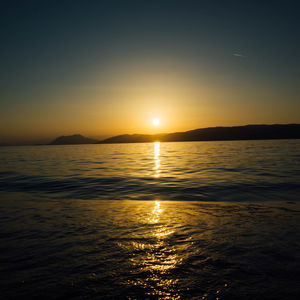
[1,0,299,143]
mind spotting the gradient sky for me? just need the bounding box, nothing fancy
[1,0,299,143]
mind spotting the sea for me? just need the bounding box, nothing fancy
[0,140,299,299]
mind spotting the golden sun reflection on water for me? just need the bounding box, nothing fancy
[153,142,161,178]
[149,200,163,223]
[125,200,181,299]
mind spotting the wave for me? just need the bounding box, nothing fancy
[1,171,299,201]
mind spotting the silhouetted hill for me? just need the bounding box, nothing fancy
[99,134,166,144]
[49,134,98,145]
[98,124,300,144]
[163,124,300,142]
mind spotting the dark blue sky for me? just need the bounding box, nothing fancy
[1,0,299,142]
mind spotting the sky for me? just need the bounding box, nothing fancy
[0,0,299,143]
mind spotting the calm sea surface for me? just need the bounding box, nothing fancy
[0,140,299,299]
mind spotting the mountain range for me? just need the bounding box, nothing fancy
[48,124,300,145]
[49,134,98,145]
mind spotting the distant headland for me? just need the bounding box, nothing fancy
[1,124,299,146]
[46,124,300,145]
[49,134,98,145]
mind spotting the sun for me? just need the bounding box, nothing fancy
[152,118,160,126]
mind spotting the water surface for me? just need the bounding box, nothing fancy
[0,140,299,299]
[1,140,299,201]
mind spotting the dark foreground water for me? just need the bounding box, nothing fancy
[0,140,300,299]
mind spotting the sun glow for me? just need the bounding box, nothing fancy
[152,118,160,126]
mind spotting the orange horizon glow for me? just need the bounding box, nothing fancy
[1,60,299,143]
